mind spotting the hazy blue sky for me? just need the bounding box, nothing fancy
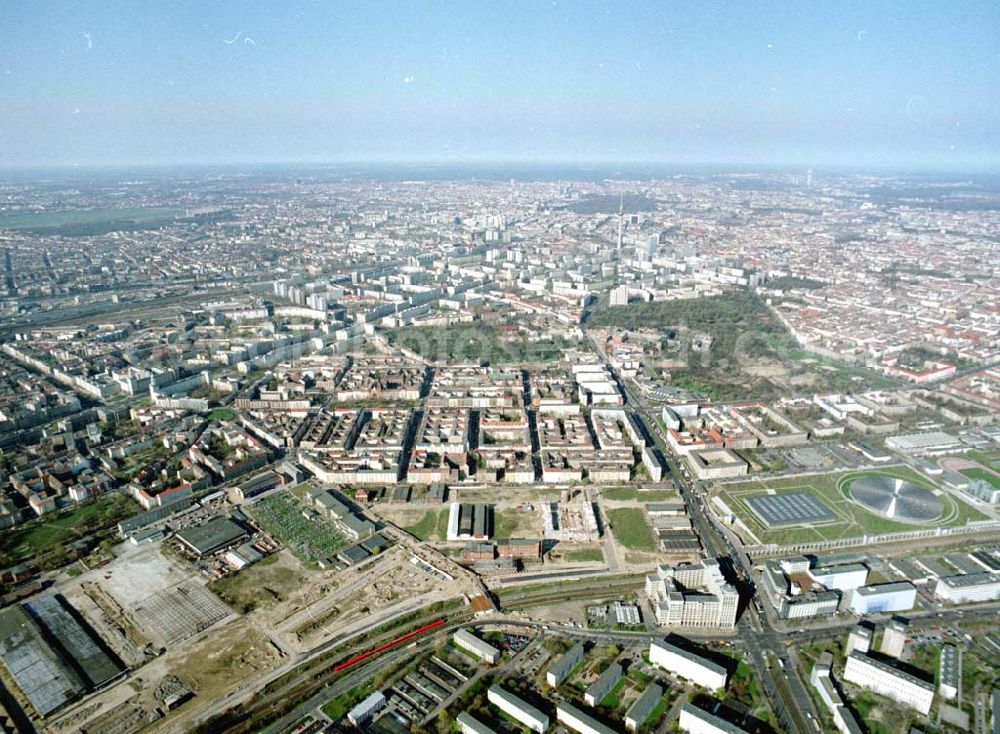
[2,1,997,169]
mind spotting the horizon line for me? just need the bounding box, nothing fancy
[2,158,1000,178]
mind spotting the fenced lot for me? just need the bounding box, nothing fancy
[247,491,349,564]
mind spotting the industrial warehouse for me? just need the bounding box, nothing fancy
[0,595,123,717]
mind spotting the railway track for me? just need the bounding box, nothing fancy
[496,578,645,609]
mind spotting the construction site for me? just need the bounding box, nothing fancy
[541,489,602,542]
[9,515,481,734]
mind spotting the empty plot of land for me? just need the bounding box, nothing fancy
[134,582,232,646]
[208,550,321,616]
[494,508,542,538]
[745,491,835,527]
[99,544,190,608]
[605,507,657,552]
[396,508,449,541]
[171,623,282,701]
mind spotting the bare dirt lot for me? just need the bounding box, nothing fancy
[170,623,284,701]
[47,614,286,734]
[208,549,332,618]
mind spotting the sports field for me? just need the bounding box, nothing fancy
[960,467,1000,489]
[715,466,988,546]
[963,449,1000,472]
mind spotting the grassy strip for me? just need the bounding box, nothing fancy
[561,548,605,563]
[602,487,677,502]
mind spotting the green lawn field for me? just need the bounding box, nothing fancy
[602,487,677,502]
[0,206,185,232]
[605,507,657,551]
[561,547,605,563]
[402,508,449,541]
[207,407,238,422]
[0,493,138,565]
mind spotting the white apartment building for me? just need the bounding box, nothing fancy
[938,644,960,701]
[347,691,386,726]
[625,683,664,731]
[457,711,499,734]
[845,625,873,656]
[879,619,908,659]
[934,572,1000,604]
[556,701,619,734]
[487,685,549,733]
[649,639,727,690]
[454,629,501,664]
[546,642,585,687]
[809,657,865,734]
[849,582,917,614]
[609,285,630,307]
[584,662,622,706]
[843,652,934,715]
[678,703,750,734]
[645,560,739,628]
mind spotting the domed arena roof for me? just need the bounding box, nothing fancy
[848,475,942,522]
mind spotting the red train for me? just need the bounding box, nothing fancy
[333,618,446,672]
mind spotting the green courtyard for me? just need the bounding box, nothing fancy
[0,492,139,567]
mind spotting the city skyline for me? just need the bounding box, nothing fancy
[0,158,997,734]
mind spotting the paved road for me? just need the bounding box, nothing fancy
[584,325,823,733]
[594,490,623,572]
[657,690,689,734]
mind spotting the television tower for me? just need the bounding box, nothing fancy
[616,192,624,250]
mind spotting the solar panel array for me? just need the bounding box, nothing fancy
[745,491,836,528]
